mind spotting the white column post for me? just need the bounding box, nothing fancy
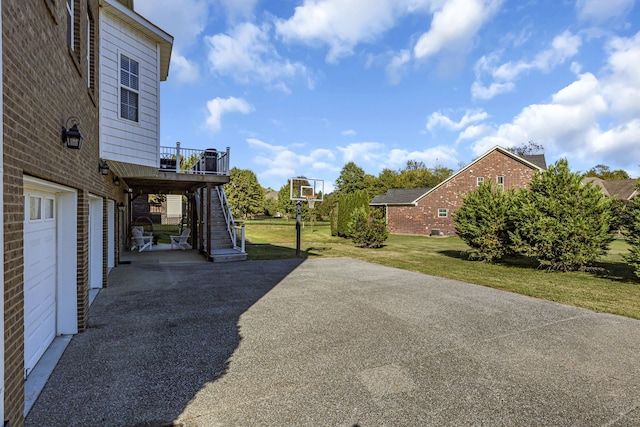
[176,141,181,174]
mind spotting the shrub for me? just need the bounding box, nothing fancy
[454,183,517,262]
[337,190,370,237]
[510,159,613,271]
[623,181,640,278]
[348,207,389,248]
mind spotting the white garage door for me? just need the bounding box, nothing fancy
[24,190,57,376]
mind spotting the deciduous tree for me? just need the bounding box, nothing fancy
[584,164,630,181]
[225,167,264,219]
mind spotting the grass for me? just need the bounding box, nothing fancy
[242,220,640,320]
[147,224,181,244]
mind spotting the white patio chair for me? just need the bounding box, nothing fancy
[131,227,153,252]
[170,227,191,250]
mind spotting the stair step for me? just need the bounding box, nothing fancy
[209,249,248,262]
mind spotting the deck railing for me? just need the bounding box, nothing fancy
[216,186,246,253]
[159,142,230,176]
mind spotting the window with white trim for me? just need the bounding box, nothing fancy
[44,198,55,220]
[438,208,448,218]
[87,9,93,89]
[29,197,42,221]
[120,54,139,122]
[66,0,74,50]
[497,175,504,190]
[477,177,484,186]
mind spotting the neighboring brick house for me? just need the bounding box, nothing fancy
[371,146,546,236]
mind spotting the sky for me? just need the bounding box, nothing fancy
[134,0,640,193]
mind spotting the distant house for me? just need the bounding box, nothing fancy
[582,177,638,203]
[371,146,546,236]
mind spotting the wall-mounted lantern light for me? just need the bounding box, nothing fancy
[99,161,110,176]
[117,202,125,212]
[61,117,84,149]
[113,176,120,186]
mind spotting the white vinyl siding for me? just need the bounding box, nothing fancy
[99,11,160,167]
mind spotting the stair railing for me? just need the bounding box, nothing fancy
[215,186,245,253]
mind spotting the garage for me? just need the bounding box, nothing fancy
[23,177,79,377]
[23,189,57,375]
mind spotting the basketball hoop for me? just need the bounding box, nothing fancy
[305,195,315,209]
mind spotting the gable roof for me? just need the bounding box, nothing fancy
[521,154,547,170]
[415,146,545,202]
[369,145,546,206]
[371,188,431,205]
[370,146,546,207]
[582,177,638,200]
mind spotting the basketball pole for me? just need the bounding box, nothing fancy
[295,200,302,256]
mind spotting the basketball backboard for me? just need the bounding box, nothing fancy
[290,177,324,205]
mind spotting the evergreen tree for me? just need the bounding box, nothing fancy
[623,181,640,278]
[454,183,517,262]
[510,159,613,271]
[348,207,389,248]
[336,190,369,237]
[349,206,389,248]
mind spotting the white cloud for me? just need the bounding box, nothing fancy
[386,49,411,84]
[601,31,640,120]
[576,0,635,24]
[341,129,357,136]
[135,0,210,51]
[457,124,491,141]
[426,109,489,132]
[218,0,258,23]
[472,72,607,154]
[471,81,515,100]
[493,31,582,81]
[337,142,385,163]
[472,30,582,100]
[387,145,458,169]
[206,22,307,86]
[170,53,200,84]
[275,0,402,63]
[468,55,640,171]
[413,0,503,60]
[246,139,339,185]
[135,0,212,85]
[205,97,254,131]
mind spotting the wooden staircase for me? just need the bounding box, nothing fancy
[206,188,247,262]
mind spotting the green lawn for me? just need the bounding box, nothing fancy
[242,220,640,319]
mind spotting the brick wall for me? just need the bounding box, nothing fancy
[2,1,124,424]
[386,150,539,236]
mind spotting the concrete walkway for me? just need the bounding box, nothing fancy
[26,254,640,426]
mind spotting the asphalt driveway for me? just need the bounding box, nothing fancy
[26,255,640,426]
